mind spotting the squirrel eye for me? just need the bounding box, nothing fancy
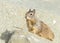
[30,14,32,15]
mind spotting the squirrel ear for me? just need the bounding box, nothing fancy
[33,9,35,13]
[29,9,31,12]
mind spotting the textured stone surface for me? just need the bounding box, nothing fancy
[0,0,60,43]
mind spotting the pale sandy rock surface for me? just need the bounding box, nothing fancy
[0,0,60,43]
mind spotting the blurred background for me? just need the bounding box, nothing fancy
[0,0,60,43]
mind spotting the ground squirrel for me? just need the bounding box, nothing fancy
[25,9,54,41]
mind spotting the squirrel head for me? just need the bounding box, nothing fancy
[25,9,35,20]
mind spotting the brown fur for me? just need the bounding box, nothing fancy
[25,9,54,41]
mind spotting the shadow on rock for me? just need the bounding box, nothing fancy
[0,30,14,43]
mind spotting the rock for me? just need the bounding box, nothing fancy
[8,29,30,43]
